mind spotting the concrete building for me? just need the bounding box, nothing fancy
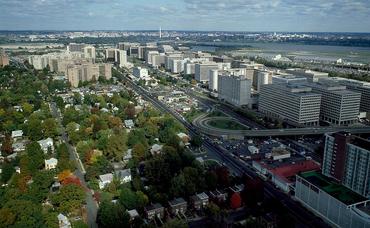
[146,51,159,65]
[272,74,307,84]
[0,51,9,67]
[67,63,111,87]
[286,68,329,82]
[83,46,96,60]
[323,132,370,198]
[132,67,149,79]
[117,50,128,67]
[165,53,183,71]
[310,82,361,125]
[295,171,370,228]
[253,70,272,92]
[209,69,218,91]
[67,43,86,52]
[259,84,322,126]
[195,62,218,82]
[218,74,252,107]
[170,59,185,73]
[105,48,119,62]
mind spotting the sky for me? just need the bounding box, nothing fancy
[0,0,370,32]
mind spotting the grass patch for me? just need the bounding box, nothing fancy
[208,119,249,130]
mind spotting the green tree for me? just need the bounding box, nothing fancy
[105,132,127,161]
[43,118,59,138]
[51,184,86,214]
[0,162,15,183]
[26,142,45,173]
[119,187,137,210]
[97,200,130,228]
[132,143,146,161]
[162,219,188,228]
[2,199,44,227]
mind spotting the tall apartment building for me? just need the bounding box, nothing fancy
[310,82,361,125]
[83,46,96,60]
[322,132,370,198]
[195,62,218,82]
[146,51,160,65]
[105,48,119,62]
[218,74,251,107]
[259,84,322,126]
[67,63,111,87]
[295,171,370,228]
[117,50,127,68]
[0,51,9,67]
[67,43,86,52]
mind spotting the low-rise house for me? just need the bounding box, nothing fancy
[169,197,187,215]
[115,169,132,183]
[57,213,71,228]
[51,181,61,192]
[98,173,114,189]
[11,130,23,139]
[145,203,165,220]
[12,141,26,152]
[177,132,190,146]
[191,192,209,210]
[15,166,21,174]
[124,119,135,129]
[127,209,140,220]
[209,189,227,203]
[45,158,58,170]
[38,138,54,154]
[123,149,132,162]
[150,144,163,155]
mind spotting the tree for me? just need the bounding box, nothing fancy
[230,192,242,209]
[105,132,127,161]
[191,135,203,147]
[0,208,16,227]
[162,219,188,228]
[51,184,86,214]
[58,170,73,183]
[1,162,15,183]
[124,104,136,119]
[0,134,13,156]
[42,118,59,138]
[27,117,43,141]
[2,199,43,227]
[132,143,146,161]
[25,142,45,172]
[119,188,137,210]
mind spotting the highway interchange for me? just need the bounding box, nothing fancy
[121,72,330,228]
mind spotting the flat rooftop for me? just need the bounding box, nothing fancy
[299,171,368,205]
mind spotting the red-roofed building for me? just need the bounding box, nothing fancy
[253,159,320,192]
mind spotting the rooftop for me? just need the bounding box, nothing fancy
[169,197,187,206]
[299,171,368,205]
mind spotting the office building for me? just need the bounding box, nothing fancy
[218,74,251,107]
[170,59,184,73]
[311,82,361,125]
[259,84,321,126]
[295,171,370,228]
[132,67,149,79]
[165,53,183,70]
[272,74,307,84]
[67,63,111,87]
[323,132,370,198]
[146,51,160,65]
[253,70,272,92]
[286,68,329,82]
[195,62,218,82]
[83,46,96,60]
[209,69,218,91]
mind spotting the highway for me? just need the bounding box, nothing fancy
[121,74,329,228]
[192,113,370,137]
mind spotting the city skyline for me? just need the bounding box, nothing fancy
[1,0,370,32]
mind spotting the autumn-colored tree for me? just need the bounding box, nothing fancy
[62,176,82,186]
[0,134,13,156]
[108,116,122,129]
[124,104,136,119]
[230,192,242,209]
[132,143,146,161]
[58,170,72,183]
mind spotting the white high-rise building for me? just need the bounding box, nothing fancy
[259,84,322,126]
[118,50,128,68]
[195,62,218,82]
[218,74,251,107]
[83,46,96,60]
[209,69,218,92]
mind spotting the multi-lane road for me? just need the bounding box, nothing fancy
[121,74,329,228]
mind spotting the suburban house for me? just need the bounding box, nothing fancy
[209,189,228,203]
[38,138,54,154]
[114,169,132,183]
[11,130,23,139]
[57,213,71,228]
[145,203,165,220]
[124,119,135,129]
[168,197,188,215]
[191,192,209,210]
[150,144,163,155]
[127,209,139,220]
[177,132,191,146]
[45,158,58,170]
[98,173,114,189]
